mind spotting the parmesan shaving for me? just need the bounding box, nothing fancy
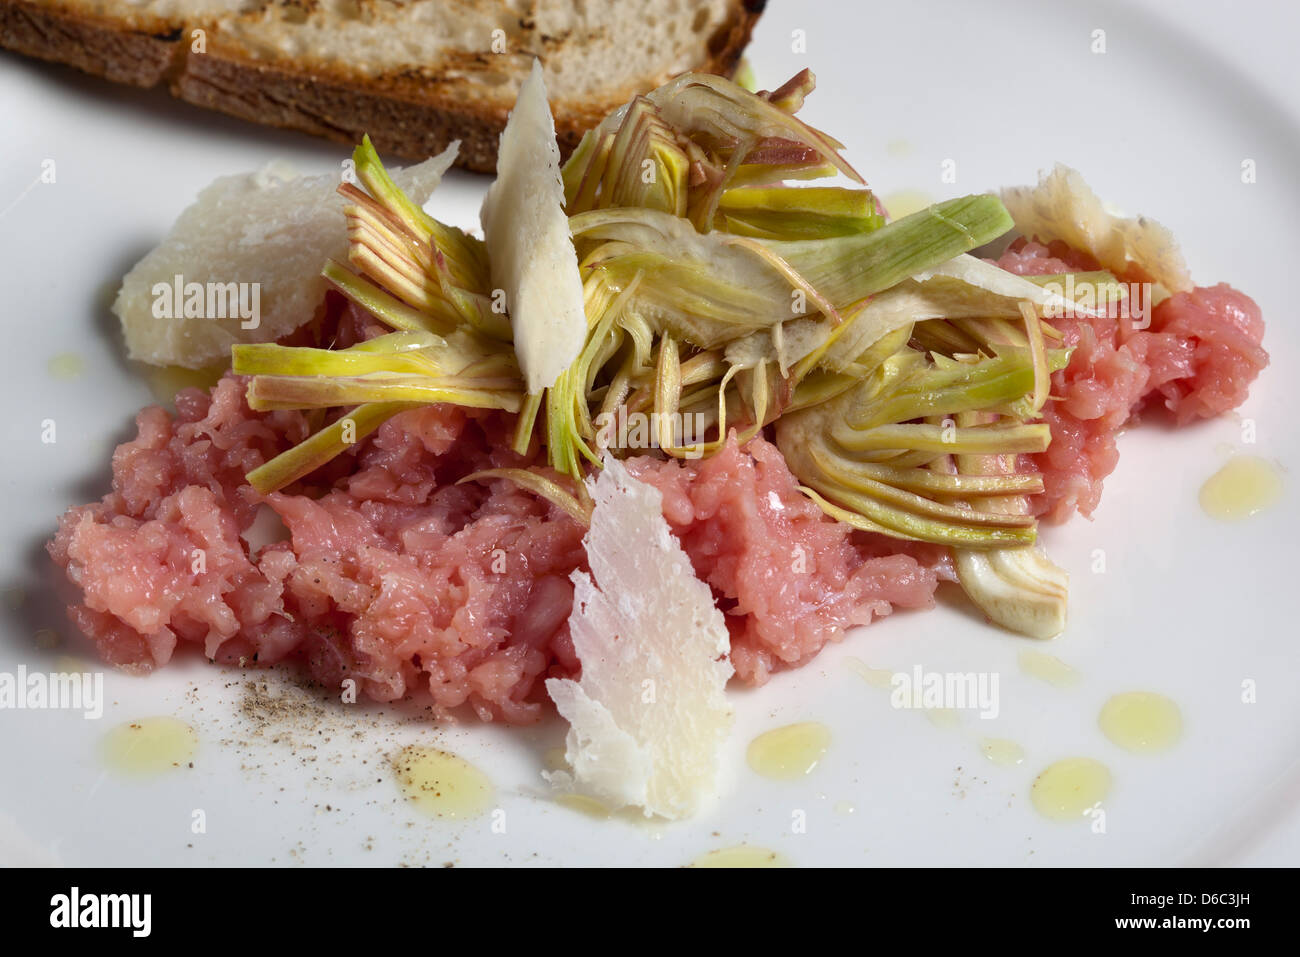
[481,59,588,394]
[1000,163,1192,293]
[544,457,734,819]
[115,147,458,369]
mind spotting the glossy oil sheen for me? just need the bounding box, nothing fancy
[392,745,494,820]
[1099,692,1183,753]
[746,722,831,780]
[1199,456,1283,520]
[689,845,789,868]
[102,717,197,777]
[1031,757,1111,821]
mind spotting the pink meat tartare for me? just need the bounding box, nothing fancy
[996,240,1268,522]
[48,247,1268,723]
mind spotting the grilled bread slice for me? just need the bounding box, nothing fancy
[0,0,763,170]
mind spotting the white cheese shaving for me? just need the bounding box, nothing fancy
[481,59,588,394]
[545,457,734,819]
[1000,163,1192,293]
[114,146,458,369]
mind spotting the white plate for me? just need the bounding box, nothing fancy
[2,0,1297,867]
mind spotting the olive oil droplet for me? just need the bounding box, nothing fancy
[689,845,789,868]
[844,656,894,689]
[1030,757,1111,821]
[1199,456,1283,520]
[925,707,961,729]
[746,722,831,780]
[47,352,85,380]
[979,737,1025,766]
[1019,650,1079,688]
[392,745,494,820]
[102,717,197,777]
[1099,692,1182,753]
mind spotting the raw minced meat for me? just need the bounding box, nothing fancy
[995,239,1268,522]
[49,377,588,723]
[49,357,947,721]
[49,243,1267,720]
[629,438,947,684]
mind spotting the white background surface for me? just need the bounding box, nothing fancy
[0,0,1297,866]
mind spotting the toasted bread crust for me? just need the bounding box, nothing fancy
[0,0,180,86]
[0,0,764,171]
[178,46,516,172]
